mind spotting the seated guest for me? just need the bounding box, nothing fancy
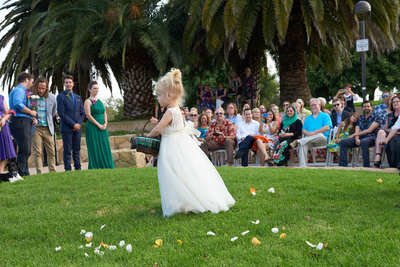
[372,91,390,127]
[252,109,276,166]
[259,105,268,120]
[235,108,259,166]
[293,98,332,167]
[198,114,210,140]
[270,104,281,128]
[273,104,302,166]
[374,94,399,168]
[330,98,350,128]
[204,107,236,165]
[31,77,58,174]
[203,108,214,123]
[384,113,400,169]
[327,112,359,153]
[215,83,228,109]
[188,107,199,128]
[296,98,311,121]
[236,103,250,124]
[225,102,239,125]
[339,100,381,167]
[281,101,291,117]
[318,97,331,115]
[200,85,214,110]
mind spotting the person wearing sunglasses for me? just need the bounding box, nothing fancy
[330,98,350,128]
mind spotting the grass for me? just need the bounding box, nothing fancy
[0,168,399,266]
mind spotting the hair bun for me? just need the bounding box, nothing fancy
[170,68,182,83]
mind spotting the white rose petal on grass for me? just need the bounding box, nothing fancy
[78,245,84,249]
[316,243,324,250]
[108,245,117,250]
[206,231,216,236]
[100,224,106,230]
[126,244,133,253]
[80,229,86,235]
[94,248,104,256]
[271,227,279,234]
[55,246,62,252]
[84,252,89,257]
[85,232,93,243]
[119,240,126,247]
[306,240,316,248]
[85,242,92,248]
[241,230,250,236]
[267,187,275,193]
[251,220,260,225]
[230,236,239,242]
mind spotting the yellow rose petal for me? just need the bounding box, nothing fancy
[177,239,183,245]
[279,233,287,239]
[251,237,261,246]
[376,178,383,184]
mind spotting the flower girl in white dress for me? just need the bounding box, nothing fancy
[148,69,235,217]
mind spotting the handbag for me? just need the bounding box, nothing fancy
[130,121,160,156]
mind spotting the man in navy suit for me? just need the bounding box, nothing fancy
[57,75,85,171]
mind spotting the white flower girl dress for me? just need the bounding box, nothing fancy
[157,106,235,217]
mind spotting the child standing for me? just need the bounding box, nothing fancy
[147,69,235,217]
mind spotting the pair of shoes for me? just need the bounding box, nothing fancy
[374,153,382,168]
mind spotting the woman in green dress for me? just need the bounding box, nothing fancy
[84,81,114,169]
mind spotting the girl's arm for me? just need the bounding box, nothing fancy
[84,99,102,129]
[148,110,172,137]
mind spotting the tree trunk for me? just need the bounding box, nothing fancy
[278,0,311,104]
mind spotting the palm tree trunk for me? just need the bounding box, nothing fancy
[119,63,155,118]
[278,0,311,104]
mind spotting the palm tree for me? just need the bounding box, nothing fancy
[185,0,400,103]
[0,0,180,118]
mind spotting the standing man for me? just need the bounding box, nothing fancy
[9,72,36,177]
[31,77,57,174]
[57,75,85,171]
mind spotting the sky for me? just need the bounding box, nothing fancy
[0,1,278,103]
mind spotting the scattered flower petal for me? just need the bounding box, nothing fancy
[271,227,279,234]
[55,246,62,252]
[316,242,324,250]
[251,220,260,225]
[78,245,84,249]
[207,231,216,236]
[282,226,286,230]
[241,230,250,236]
[100,242,109,249]
[80,229,86,235]
[119,240,125,247]
[376,178,383,184]
[100,224,106,230]
[109,245,117,250]
[85,242,92,248]
[279,233,287,239]
[267,187,275,193]
[153,239,163,248]
[94,248,104,256]
[230,236,238,242]
[250,187,256,196]
[306,241,316,248]
[126,244,132,253]
[251,237,261,246]
[84,252,89,257]
[176,240,183,245]
[85,232,93,243]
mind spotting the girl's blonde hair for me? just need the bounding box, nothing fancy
[155,68,184,104]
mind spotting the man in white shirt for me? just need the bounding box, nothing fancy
[235,108,259,166]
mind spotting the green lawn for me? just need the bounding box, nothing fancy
[0,168,399,266]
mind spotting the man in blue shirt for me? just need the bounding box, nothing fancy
[339,100,380,167]
[9,72,36,176]
[295,98,332,167]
